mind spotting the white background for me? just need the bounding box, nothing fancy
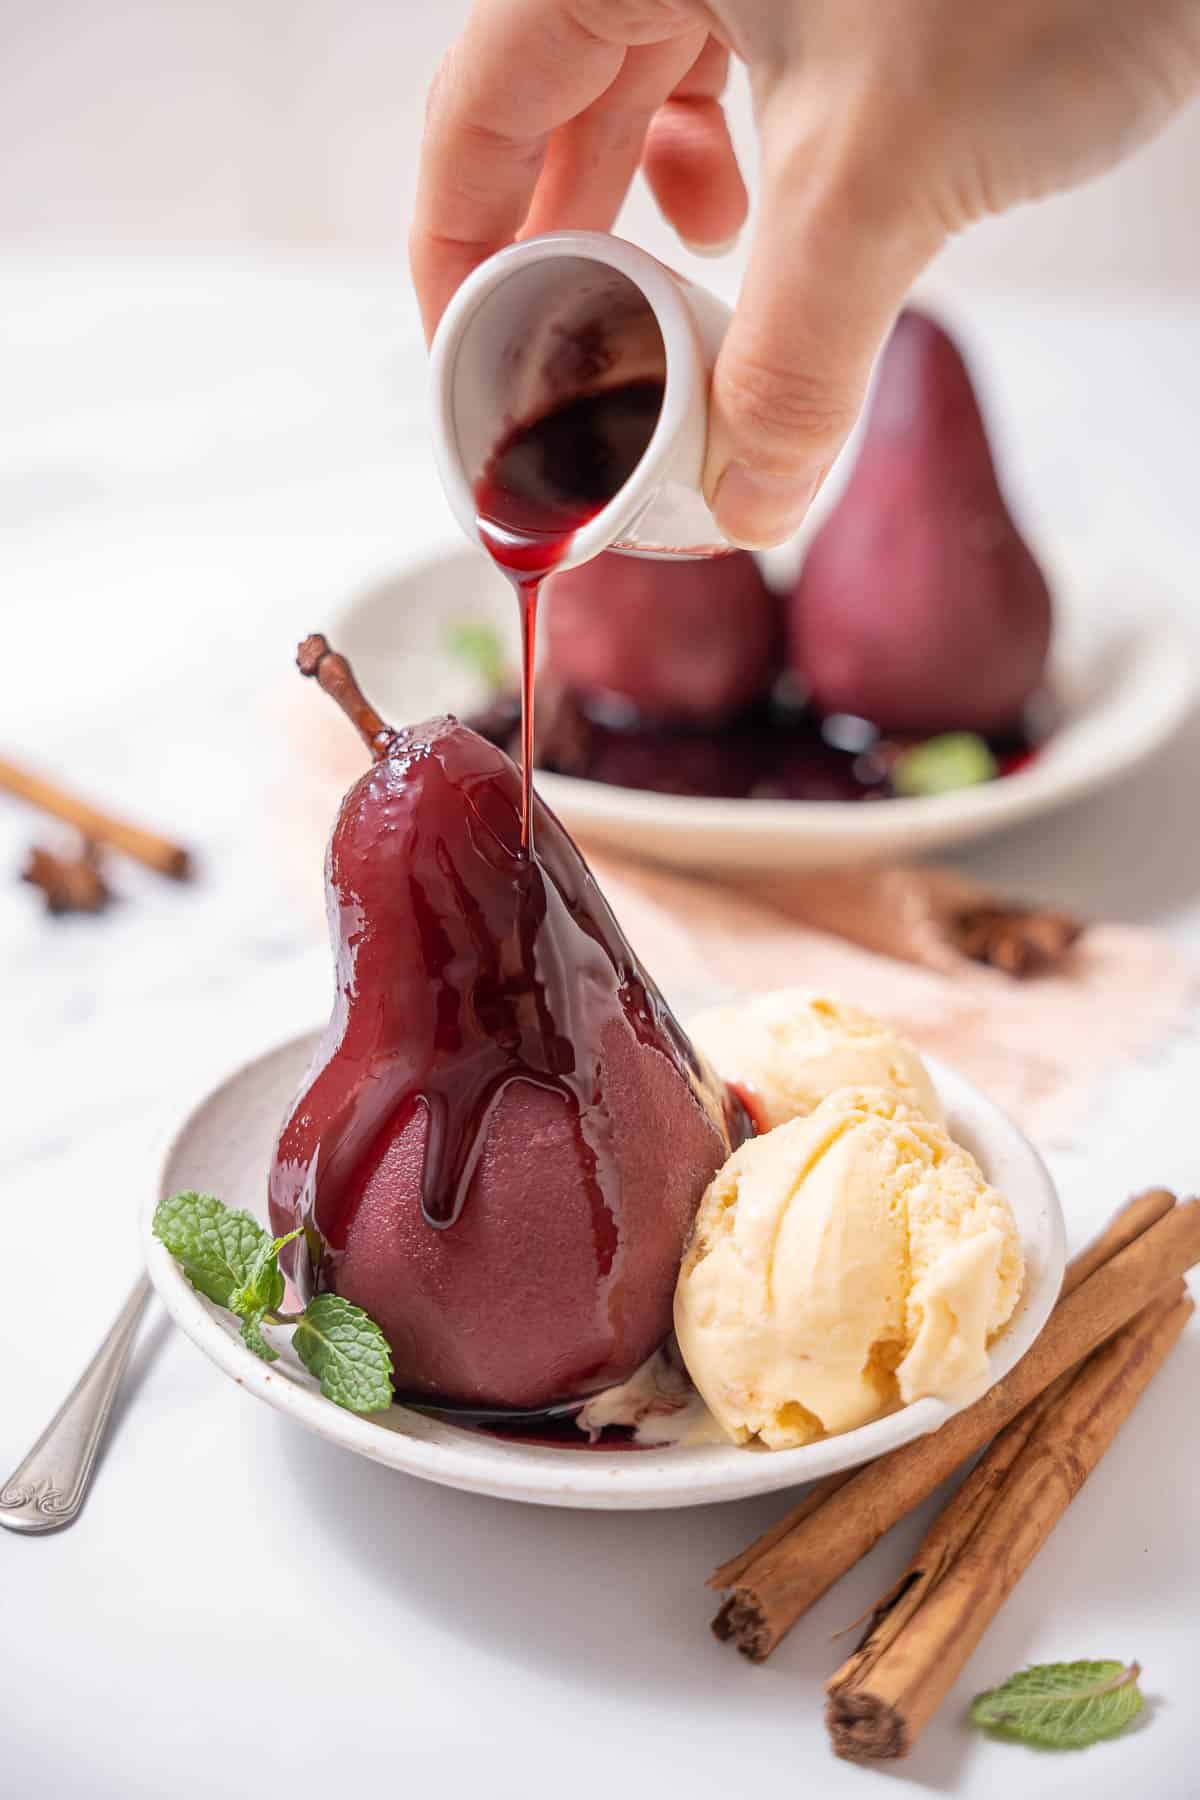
[2,0,1200,297]
[2,7,1199,1798]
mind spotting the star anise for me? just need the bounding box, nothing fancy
[951,903,1082,976]
[21,839,113,915]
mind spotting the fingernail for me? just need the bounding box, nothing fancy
[711,463,822,549]
[681,234,740,260]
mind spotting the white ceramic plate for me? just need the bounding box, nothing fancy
[332,540,1196,873]
[142,1030,1064,1510]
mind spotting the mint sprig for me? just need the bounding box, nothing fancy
[893,732,997,798]
[238,1311,279,1363]
[153,1191,271,1309]
[228,1230,297,1319]
[293,1293,394,1413]
[445,619,507,691]
[152,1192,393,1413]
[970,1659,1144,1749]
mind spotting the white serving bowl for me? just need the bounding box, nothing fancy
[142,1030,1064,1510]
[330,540,1196,874]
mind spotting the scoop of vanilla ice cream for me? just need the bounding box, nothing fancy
[673,1087,1023,1450]
[689,989,943,1131]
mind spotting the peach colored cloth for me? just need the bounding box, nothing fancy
[286,702,1197,1149]
[588,851,1199,1146]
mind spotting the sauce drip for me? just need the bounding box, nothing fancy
[270,720,747,1253]
[268,380,749,1414]
[473,379,664,853]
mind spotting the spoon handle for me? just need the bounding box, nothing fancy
[0,1274,151,1534]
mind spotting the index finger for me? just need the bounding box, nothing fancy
[410,0,694,337]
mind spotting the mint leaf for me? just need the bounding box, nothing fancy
[293,1293,394,1413]
[239,1311,279,1363]
[445,620,507,690]
[228,1239,284,1318]
[971,1660,1144,1749]
[227,1229,300,1320]
[153,1191,270,1308]
[155,1194,393,1407]
[893,733,997,798]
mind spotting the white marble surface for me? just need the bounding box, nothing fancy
[2,253,1200,1798]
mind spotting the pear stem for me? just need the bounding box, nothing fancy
[296,634,394,760]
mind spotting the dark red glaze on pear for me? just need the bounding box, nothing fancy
[789,310,1052,734]
[545,549,781,723]
[269,670,746,1412]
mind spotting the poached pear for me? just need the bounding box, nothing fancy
[269,637,747,1412]
[789,310,1052,734]
[545,549,780,723]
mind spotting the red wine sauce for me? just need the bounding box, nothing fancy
[271,719,749,1240]
[474,380,664,853]
[468,686,1050,804]
[267,379,751,1420]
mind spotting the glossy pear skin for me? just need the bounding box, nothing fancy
[545,549,780,723]
[789,310,1052,734]
[268,716,745,1411]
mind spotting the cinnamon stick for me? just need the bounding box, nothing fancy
[811,1192,1179,1646]
[709,1188,1175,1596]
[711,1192,1199,1660]
[821,1250,1178,1747]
[1057,1186,1177,1293]
[0,755,192,879]
[826,1283,1192,1760]
[711,1471,856,1597]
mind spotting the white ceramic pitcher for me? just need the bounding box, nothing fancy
[428,230,734,570]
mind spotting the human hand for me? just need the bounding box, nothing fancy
[411,0,1200,547]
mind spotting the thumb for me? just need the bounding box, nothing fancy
[704,134,942,549]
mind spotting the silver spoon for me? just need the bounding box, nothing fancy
[0,1275,150,1534]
